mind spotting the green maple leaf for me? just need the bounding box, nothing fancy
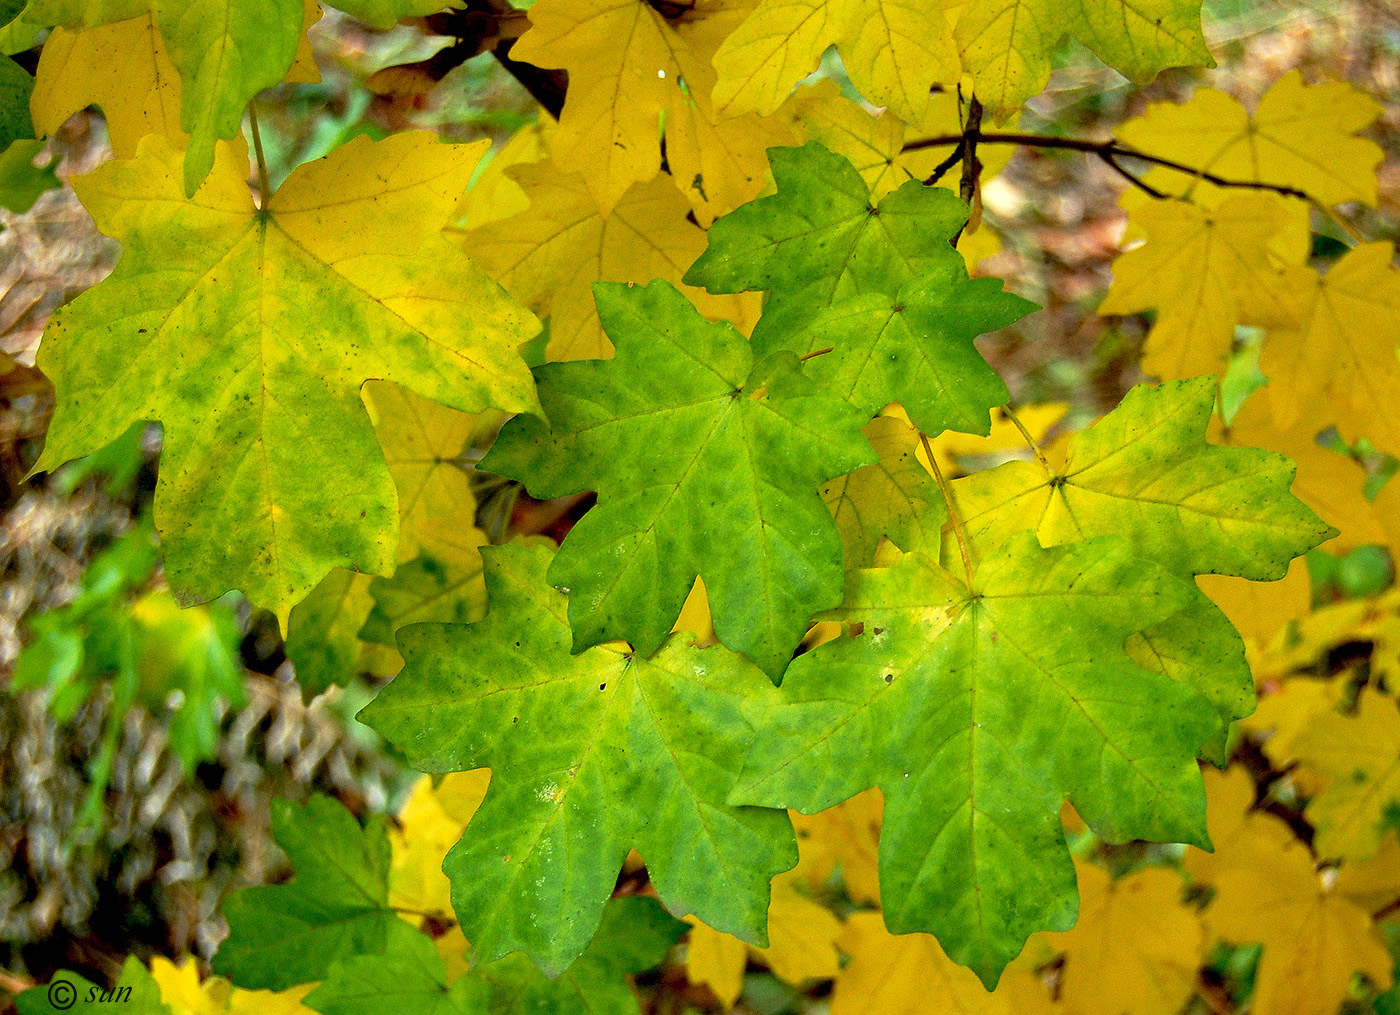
[24,0,304,192]
[325,0,464,30]
[732,533,1220,986]
[947,378,1338,580]
[213,795,399,990]
[480,279,873,676]
[358,542,797,976]
[477,896,686,1014]
[305,924,487,1015]
[685,142,1031,435]
[34,134,538,624]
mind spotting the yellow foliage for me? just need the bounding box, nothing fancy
[1261,243,1400,461]
[1208,839,1391,1015]
[151,957,316,1015]
[791,787,883,905]
[511,0,796,218]
[1296,689,1400,861]
[711,0,959,122]
[389,771,492,919]
[1100,193,1305,380]
[1047,865,1203,1015]
[1116,71,1385,208]
[460,162,759,361]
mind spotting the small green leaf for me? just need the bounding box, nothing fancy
[359,542,797,976]
[477,897,686,1015]
[213,795,399,990]
[305,923,487,1015]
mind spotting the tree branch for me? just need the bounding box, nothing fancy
[903,129,1315,204]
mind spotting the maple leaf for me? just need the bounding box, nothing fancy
[34,134,538,624]
[305,924,486,1015]
[1213,392,1381,554]
[822,414,946,567]
[948,378,1336,581]
[1183,767,1295,888]
[686,142,1029,435]
[0,54,33,152]
[1100,193,1306,380]
[509,0,794,217]
[1296,689,1400,862]
[213,796,399,990]
[790,788,883,905]
[732,533,1219,985]
[481,279,873,676]
[25,0,306,193]
[360,523,489,645]
[685,872,843,1007]
[1261,243,1400,461]
[358,542,798,975]
[828,912,1055,1015]
[956,0,1212,119]
[754,256,1034,435]
[686,143,974,343]
[1208,837,1392,1015]
[1046,865,1203,1015]
[389,772,490,921]
[459,163,758,362]
[709,0,959,123]
[28,2,319,160]
[1116,70,1385,208]
[476,897,686,1013]
[1197,558,1311,648]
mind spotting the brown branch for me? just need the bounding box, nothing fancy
[902,130,1314,204]
[958,97,984,207]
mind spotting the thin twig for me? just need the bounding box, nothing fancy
[920,432,975,589]
[958,98,984,207]
[799,346,834,361]
[1101,151,1168,199]
[248,104,271,212]
[1003,406,1053,474]
[924,137,965,186]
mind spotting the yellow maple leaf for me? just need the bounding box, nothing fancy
[1336,831,1400,913]
[1260,243,1400,461]
[453,123,550,228]
[389,770,492,919]
[1116,71,1385,208]
[512,0,795,218]
[685,872,843,1007]
[225,985,316,1015]
[1197,558,1311,648]
[1183,767,1295,888]
[711,0,959,123]
[784,81,1017,199]
[1213,391,1382,554]
[830,911,1054,1014]
[363,380,497,560]
[459,161,758,360]
[1046,865,1203,1015]
[1101,193,1306,379]
[29,0,319,158]
[791,787,883,905]
[923,402,1068,476]
[152,958,230,1015]
[1296,689,1400,862]
[1208,837,1391,1015]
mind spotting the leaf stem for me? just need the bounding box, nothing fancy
[920,432,975,589]
[249,104,271,213]
[798,346,834,361]
[1003,405,1053,474]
